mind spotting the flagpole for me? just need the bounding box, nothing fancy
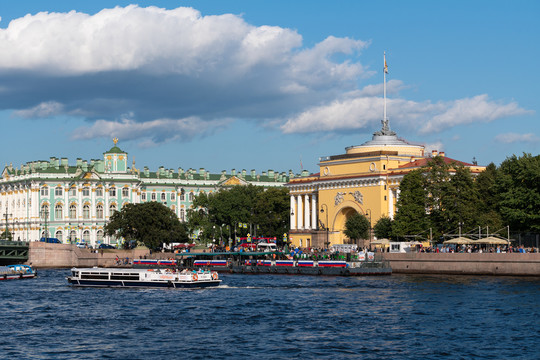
[383,51,387,122]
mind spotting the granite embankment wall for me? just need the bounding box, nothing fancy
[384,252,540,276]
[26,242,168,268]
[27,243,540,276]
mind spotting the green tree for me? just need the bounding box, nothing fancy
[495,153,540,232]
[104,202,188,250]
[423,156,452,237]
[373,216,393,240]
[440,164,479,233]
[393,169,428,239]
[344,212,370,243]
[474,162,503,230]
[253,187,290,239]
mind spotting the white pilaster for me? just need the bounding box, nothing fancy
[297,194,303,229]
[304,194,310,230]
[311,194,317,230]
[290,195,296,230]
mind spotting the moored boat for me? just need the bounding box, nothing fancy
[0,264,37,280]
[66,267,221,288]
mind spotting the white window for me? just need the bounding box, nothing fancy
[122,188,129,197]
[109,188,116,197]
[97,230,104,243]
[180,192,185,201]
[171,192,176,201]
[96,187,103,197]
[41,186,49,197]
[55,187,63,196]
[161,193,166,201]
[151,193,156,201]
[83,230,90,242]
[188,192,193,201]
[69,204,77,219]
[83,205,90,219]
[55,230,63,243]
[70,187,77,196]
[141,193,146,201]
[96,204,104,219]
[180,209,185,222]
[82,187,90,197]
[41,204,49,219]
[110,204,117,214]
[55,204,63,219]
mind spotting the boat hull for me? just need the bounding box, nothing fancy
[0,273,37,280]
[67,278,221,288]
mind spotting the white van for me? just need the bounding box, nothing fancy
[256,243,277,252]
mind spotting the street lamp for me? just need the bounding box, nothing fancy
[320,204,329,249]
[365,209,372,250]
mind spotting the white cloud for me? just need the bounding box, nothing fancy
[281,93,530,135]
[72,116,232,146]
[494,132,540,144]
[13,101,64,118]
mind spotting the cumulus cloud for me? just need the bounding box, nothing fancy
[0,5,530,144]
[72,116,232,146]
[281,93,530,134]
[494,132,540,144]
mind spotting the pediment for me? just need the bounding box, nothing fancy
[81,171,102,180]
[219,176,248,186]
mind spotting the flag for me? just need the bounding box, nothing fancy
[384,57,388,74]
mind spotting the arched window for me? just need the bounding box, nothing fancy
[55,204,63,220]
[171,192,176,201]
[40,186,49,197]
[70,230,77,243]
[180,209,185,222]
[55,187,63,196]
[69,204,77,219]
[41,204,49,219]
[82,187,90,197]
[96,187,103,197]
[96,204,104,219]
[82,230,90,243]
[55,230,63,242]
[122,188,129,197]
[69,187,77,196]
[109,187,116,197]
[83,204,90,219]
[151,193,156,201]
[110,204,117,214]
[141,193,147,201]
[188,192,194,201]
[161,193,166,201]
[97,230,104,243]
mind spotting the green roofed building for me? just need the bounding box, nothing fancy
[0,139,293,246]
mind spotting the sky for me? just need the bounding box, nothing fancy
[0,0,538,175]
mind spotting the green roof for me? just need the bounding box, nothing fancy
[104,146,125,154]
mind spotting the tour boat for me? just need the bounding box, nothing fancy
[0,264,37,280]
[67,267,221,288]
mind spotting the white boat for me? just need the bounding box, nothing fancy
[0,264,37,280]
[67,267,221,288]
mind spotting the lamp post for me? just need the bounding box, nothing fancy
[41,208,50,241]
[365,209,372,250]
[320,204,329,249]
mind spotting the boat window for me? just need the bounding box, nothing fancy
[110,274,140,280]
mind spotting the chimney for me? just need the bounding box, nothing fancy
[410,156,415,163]
[439,151,445,157]
[431,150,438,157]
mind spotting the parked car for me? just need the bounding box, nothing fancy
[98,243,116,249]
[76,242,87,248]
[40,237,61,244]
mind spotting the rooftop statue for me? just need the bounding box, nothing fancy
[374,119,396,136]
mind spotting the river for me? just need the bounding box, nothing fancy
[1,269,538,359]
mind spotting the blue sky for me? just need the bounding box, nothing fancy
[0,0,538,175]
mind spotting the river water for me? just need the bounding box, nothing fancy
[1,269,539,359]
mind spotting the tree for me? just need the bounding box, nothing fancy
[104,202,188,250]
[373,216,393,240]
[495,153,540,232]
[474,162,503,230]
[344,212,370,243]
[423,156,452,237]
[392,169,428,239]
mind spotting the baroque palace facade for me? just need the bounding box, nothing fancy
[0,139,290,246]
[286,122,486,249]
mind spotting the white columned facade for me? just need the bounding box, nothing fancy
[290,195,296,230]
[297,194,303,229]
[311,194,317,230]
[388,188,394,219]
[304,194,310,230]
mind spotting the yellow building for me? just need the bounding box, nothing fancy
[286,121,485,249]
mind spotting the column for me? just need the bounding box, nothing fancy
[311,194,317,230]
[290,195,296,230]
[297,194,303,229]
[304,194,310,230]
[388,188,394,220]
